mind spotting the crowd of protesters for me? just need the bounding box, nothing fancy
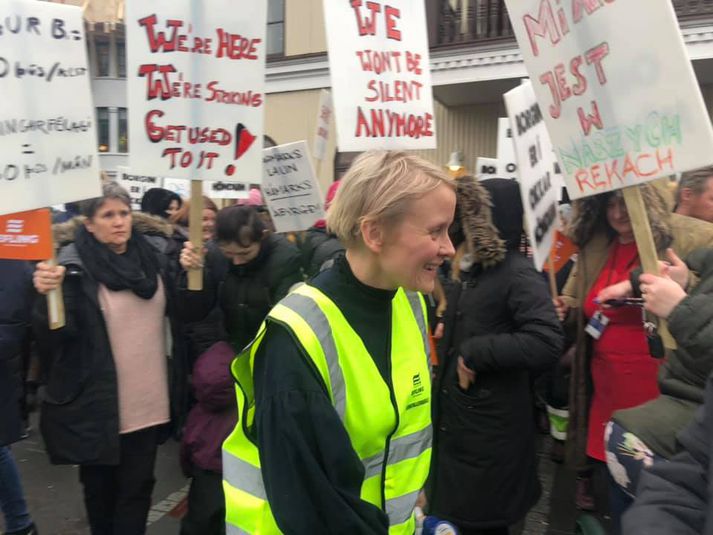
[2,158,713,535]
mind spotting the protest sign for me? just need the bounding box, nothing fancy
[504,0,713,199]
[504,81,560,271]
[323,0,436,151]
[476,157,500,181]
[126,0,267,182]
[262,141,325,233]
[115,166,162,210]
[163,177,249,200]
[0,1,100,216]
[313,89,333,161]
[496,118,518,180]
[544,230,577,274]
[0,209,53,260]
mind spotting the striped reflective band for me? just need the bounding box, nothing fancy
[360,426,432,481]
[279,292,347,419]
[226,524,250,535]
[386,489,420,525]
[223,449,267,501]
[405,292,428,356]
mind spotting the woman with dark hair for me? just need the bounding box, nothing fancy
[555,183,713,511]
[140,187,182,220]
[32,183,186,535]
[428,177,562,534]
[177,205,302,534]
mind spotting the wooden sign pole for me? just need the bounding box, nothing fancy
[188,180,204,291]
[547,255,558,300]
[47,236,66,330]
[622,186,676,349]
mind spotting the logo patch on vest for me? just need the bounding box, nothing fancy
[407,372,427,410]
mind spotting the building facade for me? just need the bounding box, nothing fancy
[63,0,713,190]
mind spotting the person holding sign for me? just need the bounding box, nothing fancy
[555,184,713,510]
[217,152,455,534]
[428,177,562,534]
[32,183,186,535]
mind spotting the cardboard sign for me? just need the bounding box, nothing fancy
[115,166,162,210]
[504,0,713,199]
[504,81,560,271]
[496,118,518,180]
[262,141,325,233]
[0,2,101,216]
[126,0,267,182]
[313,89,333,161]
[323,0,437,151]
[162,177,249,200]
[476,157,500,181]
[544,230,578,274]
[0,209,53,260]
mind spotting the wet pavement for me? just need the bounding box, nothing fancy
[6,417,600,535]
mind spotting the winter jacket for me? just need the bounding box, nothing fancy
[34,214,187,465]
[181,341,236,474]
[560,184,713,469]
[622,370,713,534]
[429,178,563,529]
[177,233,303,352]
[613,248,713,458]
[300,227,345,279]
[0,260,34,446]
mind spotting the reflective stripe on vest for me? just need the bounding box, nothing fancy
[223,284,432,534]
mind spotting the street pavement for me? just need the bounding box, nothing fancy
[7,417,592,535]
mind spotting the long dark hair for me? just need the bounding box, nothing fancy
[215,206,267,247]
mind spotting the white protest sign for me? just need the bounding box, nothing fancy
[115,166,162,210]
[504,0,713,199]
[126,0,267,182]
[162,177,248,200]
[476,158,500,181]
[313,89,333,161]
[0,1,100,216]
[504,81,559,271]
[323,0,436,151]
[496,118,518,180]
[262,141,325,233]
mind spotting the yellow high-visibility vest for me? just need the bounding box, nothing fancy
[222,283,432,534]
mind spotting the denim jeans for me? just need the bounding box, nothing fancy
[0,445,32,533]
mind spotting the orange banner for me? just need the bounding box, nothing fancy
[0,209,53,260]
[544,231,578,274]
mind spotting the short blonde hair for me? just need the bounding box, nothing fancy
[327,151,454,247]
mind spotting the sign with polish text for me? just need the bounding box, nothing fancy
[323,0,437,151]
[0,1,100,216]
[476,157,500,181]
[504,81,559,271]
[262,141,325,233]
[496,118,518,180]
[504,0,713,199]
[126,0,267,182]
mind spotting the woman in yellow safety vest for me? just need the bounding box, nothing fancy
[211,151,456,534]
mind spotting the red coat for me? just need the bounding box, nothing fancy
[582,241,660,461]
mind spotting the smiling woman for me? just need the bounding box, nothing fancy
[217,151,456,534]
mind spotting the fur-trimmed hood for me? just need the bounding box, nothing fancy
[451,176,524,269]
[53,211,174,248]
[566,182,673,250]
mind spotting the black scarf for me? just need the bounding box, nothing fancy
[75,225,160,299]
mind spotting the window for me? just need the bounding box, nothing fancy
[118,108,128,153]
[116,39,126,78]
[97,108,110,152]
[266,0,285,56]
[95,37,111,77]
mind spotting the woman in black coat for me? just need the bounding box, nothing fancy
[428,177,563,534]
